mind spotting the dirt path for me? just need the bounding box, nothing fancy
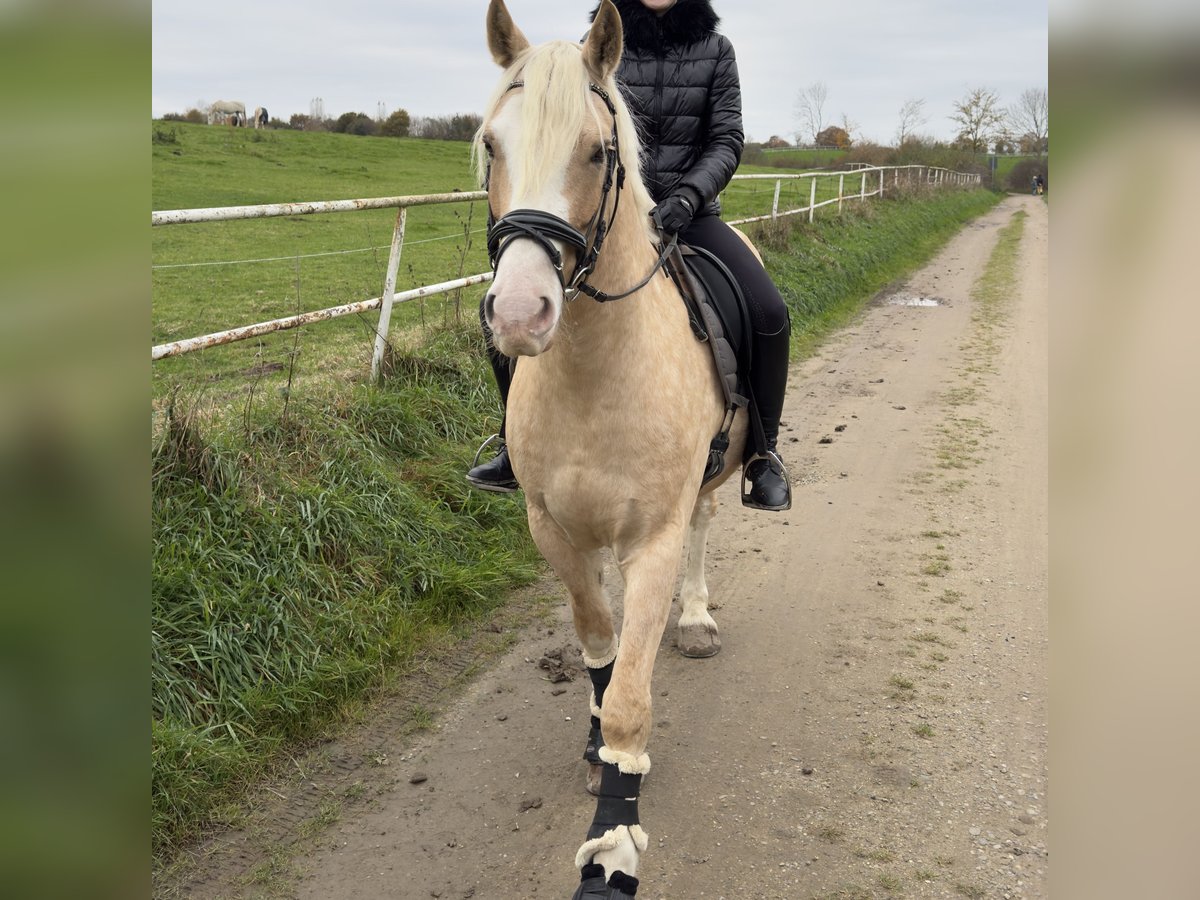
[174,194,1047,900]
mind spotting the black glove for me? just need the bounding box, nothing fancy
[653,191,698,236]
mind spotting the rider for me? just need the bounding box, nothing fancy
[468,0,793,511]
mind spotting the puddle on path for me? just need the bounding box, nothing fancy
[885,295,946,307]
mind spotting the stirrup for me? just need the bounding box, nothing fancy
[471,433,503,469]
[466,434,519,493]
[741,450,792,511]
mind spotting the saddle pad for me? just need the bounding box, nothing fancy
[680,244,751,388]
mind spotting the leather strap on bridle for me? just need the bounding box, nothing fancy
[485,80,669,304]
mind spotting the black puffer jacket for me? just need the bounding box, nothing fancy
[588,0,744,216]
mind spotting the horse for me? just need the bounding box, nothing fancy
[208,99,246,126]
[254,106,268,129]
[478,1,756,893]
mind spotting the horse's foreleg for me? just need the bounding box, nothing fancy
[574,528,683,889]
[677,491,721,657]
[525,506,616,794]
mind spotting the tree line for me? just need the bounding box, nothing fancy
[161,106,482,141]
[790,83,1048,156]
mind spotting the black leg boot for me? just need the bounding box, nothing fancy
[466,298,520,492]
[742,323,792,511]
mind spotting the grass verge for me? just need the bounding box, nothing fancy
[151,324,541,858]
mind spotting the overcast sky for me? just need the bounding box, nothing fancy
[152,0,1047,146]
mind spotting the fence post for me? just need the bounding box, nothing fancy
[879,169,885,198]
[808,176,817,223]
[370,206,408,382]
[860,172,866,200]
[772,179,782,221]
[838,174,845,213]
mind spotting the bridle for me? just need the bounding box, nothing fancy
[485,80,676,304]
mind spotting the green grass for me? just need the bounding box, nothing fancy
[152,122,490,403]
[151,325,542,856]
[750,146,850,168]
[151,123,1000,860]
[152,123,989,408]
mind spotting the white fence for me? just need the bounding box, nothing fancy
[151,164,979,379]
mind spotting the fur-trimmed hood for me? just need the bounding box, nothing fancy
[589,0,720,52]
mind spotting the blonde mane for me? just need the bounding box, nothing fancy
[474,40,655,243]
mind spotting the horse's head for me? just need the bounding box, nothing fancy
[477,0,647,358]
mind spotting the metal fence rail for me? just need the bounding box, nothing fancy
[151,165,979,378]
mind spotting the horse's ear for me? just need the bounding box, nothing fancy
[487,0,531,69]
[581,0,623,83]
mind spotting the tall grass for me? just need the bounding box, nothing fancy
[151,325,540,854]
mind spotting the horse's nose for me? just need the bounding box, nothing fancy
[530,295,554,335]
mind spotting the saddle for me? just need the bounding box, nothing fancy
[664,243,759,485]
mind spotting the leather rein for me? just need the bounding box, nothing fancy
[485,80,675,304]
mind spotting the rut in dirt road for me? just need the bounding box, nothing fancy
[171,195,1047,900]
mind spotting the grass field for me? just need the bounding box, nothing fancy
[755,146,849,168]
[151,121,1000,860]
[152,123,940,409]
[152,123,492,402]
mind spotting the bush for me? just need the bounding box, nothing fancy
[333,112,379,136]
[380,109,411,137]
[1007,158,1048,193]
[411,113,483,141]
[843,142,894,167]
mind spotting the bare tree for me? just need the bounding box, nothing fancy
[840,113,859,145]
[949,87,1008,154]
[1009,87,1048,156]
[794,81,829,146]
[895,97,927,146]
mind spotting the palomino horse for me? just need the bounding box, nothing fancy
[479,1,754,893]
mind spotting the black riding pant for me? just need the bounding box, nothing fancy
[679,213,789,335]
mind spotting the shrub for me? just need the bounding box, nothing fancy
[844,142,894,167]
[411,113,483,141]
[1007,158,1048,193]
[333,112,379,136]
[380,109,411,137]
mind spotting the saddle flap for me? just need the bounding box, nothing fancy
[666,243,753,486]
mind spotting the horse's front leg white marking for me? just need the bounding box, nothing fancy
[677,492,721,657]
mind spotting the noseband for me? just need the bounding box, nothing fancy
[486,81,673,304]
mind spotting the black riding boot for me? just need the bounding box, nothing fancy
[742,323,792,511]
[466,302,520,492]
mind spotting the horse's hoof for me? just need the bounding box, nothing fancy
[586,762,604,796]
[677,622,721,658]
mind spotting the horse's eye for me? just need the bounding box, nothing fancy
[591,145,607,165]
[483,139,495,159]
